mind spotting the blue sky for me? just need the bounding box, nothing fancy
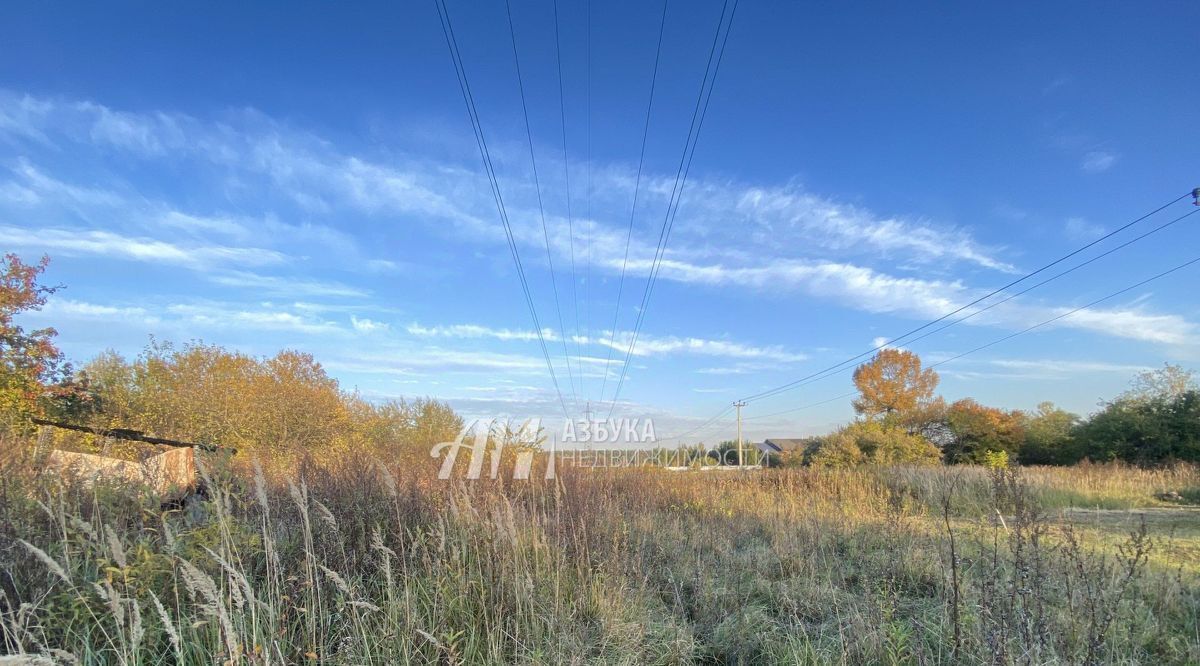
[2,1,1198,443]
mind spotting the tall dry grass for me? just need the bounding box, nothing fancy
[1,439,1198,664]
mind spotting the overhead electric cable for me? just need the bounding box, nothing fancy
[744,206,1200,404]
[738,191,1194,404]
[552,0,585,406]
[606,0,740,419]
[432,0,570,417]
[745,251,1200,422]
[597,0,670,407]
[675,191,1195,431]
[743,392,858,422]
[584,0,593,408]
[930,253,1200,369]
[505,0,580,412]
[655,404,736,443]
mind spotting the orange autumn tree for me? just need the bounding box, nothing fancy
[943,398,1025,464]
[0,254,67,428]
[851,348,939,421]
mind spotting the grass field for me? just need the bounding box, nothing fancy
[2,443,1198,665]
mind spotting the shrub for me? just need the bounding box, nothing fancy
[1073,391,1200,464]
[806,430,865,468]
[981,449,1010,469]
[942,398,1024,464]
[64,341,462,461]
[807,422,940,467]
[851,421,942,465]
[1019,401,1078,465]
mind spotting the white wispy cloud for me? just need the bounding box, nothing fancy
[731,186,1017,273]
[5,159,125,215]
[207,271,368,298]
[0,181,39,206]
[158,210,254,238]
[0,93,53,144]
[0,225,285,269]
[407,323,556,342]
[1081,151,1117,174]
[1064,216,1104,240]
[695,366,752,375]
[589,331,807,363]
[1048,306,1193,346]
[39,298,160,324]
[35,297,344,337]
[80,101,185,155]
[987,359,1151,375]
[325,348,550,373]
[0,90,1193,359]
[870,336,907,351]
[940,358,1152,383]
[0,91,1016,277]
[351,316,389,333]
[408,321,806,363]
[621,256,965,319]
[619,253,1195,346]
[165,303,341,335]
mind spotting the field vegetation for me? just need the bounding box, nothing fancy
[3,447,1199,664]
[2,254,1199,664]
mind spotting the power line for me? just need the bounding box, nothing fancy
[739,191,1194,404]
[432,0,570,417]
[584,0,593,407]
[552,0,584,407]
[744,206,1200,405]
[655,404,736,443]
[745,251,1200,422]
[929,253,1200,370]
[597,0,669,407]
[743,392,857,422]
[505,0,580,413]
[683,192,1195,429]
[606,0,740,419]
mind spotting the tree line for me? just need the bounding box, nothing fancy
[3,254,1196,466]
[1,254,461,458]
[789,347,1199,467]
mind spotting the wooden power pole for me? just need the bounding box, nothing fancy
[734,400,746,467]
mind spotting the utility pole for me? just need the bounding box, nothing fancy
[734,400,746,467]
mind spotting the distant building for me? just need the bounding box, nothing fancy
[754,438,814,467]
[759,438,810,454]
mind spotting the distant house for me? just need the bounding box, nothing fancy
[756,438,816,467]
[759,438,809,454]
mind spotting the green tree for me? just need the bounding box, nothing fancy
[1074,391,1199,464]
[81,350,137,425]
[1070,366,1200,465]
[1019,401,1079,465]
